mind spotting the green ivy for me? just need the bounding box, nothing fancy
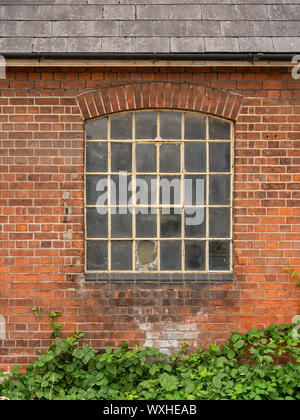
[0,321,299,400]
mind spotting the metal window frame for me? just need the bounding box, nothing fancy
[84,110,234,275]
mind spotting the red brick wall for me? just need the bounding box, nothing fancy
[0,65,299,370]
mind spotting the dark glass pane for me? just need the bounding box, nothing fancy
[160,210,182,238]
[184,175,206,206]
[111,241,132,270]
[86,175,107,205]
[209,208,231,238]
[210,175,231,205]
[111,143,132,172]
[160,143,181,173]
[209,241,230,271]
[136,209,157,238]
[136,143,156,173]
[184,113,206,139]
[160,111,181,139]
[86,208,108,238]
[185,208,206,238]
[209,118,231,140]
[86,143,108,173]
[160,241,182,271]
[85,117,108,140]
[184,142,206,172]
[111,213,132,238]
[136,176,157,206]
[185,241,205,271]
[86,241,108,271]
[136,240,157,268]
[160,176,181,205]
[111,174,131,206]
[135,111,157,139]
[209,143,231,172]
[111,113,132,139]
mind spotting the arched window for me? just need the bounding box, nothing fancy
[85,110,233,280]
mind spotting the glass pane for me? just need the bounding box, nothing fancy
[111,174,131,206]
[136,240,157,268]
[136,143,156,173]
[111,143,132,172]
[86,143,108,173]
[184,142,206,172]
[209,118,231,140]
[160,241,182,271]
[85,117,108,140]
[184,175,206,206]
[111,241,132,270]
[160,210,182,238]
[136,209,157,238]
[185,241,205,271]
[111,113,132,139]
[135,111,157,139]
[111,213,132,238]
[136,176,157,206]
[86,175,107,205]
[160,111,181,139]
[160,143,181,173]
[184,113,206,139]
[86,241,108,271]
[210,175,231,205]
[209,208,231,238]
[185,208,206,238]
[86,208,108,238]
[160,176,181,205]
[209,241,230,271]
[209,143,231,172]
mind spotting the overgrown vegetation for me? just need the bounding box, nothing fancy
[0,312,299,400]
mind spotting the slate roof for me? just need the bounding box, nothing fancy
[0,1,299,56]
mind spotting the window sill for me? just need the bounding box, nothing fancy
[84,272,233,283]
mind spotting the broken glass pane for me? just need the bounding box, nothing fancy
[136,240,157,268]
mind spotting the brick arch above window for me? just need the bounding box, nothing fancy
[75,82,244,122]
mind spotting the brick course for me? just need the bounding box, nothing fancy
[0,65,299,369]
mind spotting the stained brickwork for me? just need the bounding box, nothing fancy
[0,65,300,371]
